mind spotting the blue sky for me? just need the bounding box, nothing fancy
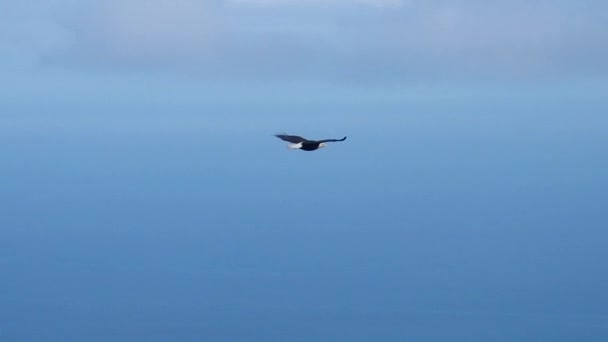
[1,1,608,341]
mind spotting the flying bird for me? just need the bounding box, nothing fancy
[274,133,347,151]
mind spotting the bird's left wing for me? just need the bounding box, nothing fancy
[274,133,310,143]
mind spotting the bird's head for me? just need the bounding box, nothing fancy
[319,143,328,148]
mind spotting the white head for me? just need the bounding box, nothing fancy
[319,143,328,148]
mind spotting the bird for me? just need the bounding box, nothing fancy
[274,133,347,151]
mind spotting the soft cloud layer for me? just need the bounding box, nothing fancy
[227,0,409,7]
[2,0,608,84]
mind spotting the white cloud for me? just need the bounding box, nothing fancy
[0,2,74,70]
[2,0,607,83]
[227,0,409,7]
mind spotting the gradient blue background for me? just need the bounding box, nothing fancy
[2,1,608,341]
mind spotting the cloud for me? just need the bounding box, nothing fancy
[226,0,409,7]
[3,0,608,84]
[0,2,74,70]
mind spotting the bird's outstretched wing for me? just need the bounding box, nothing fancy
[274,133,310,143]
[316,136,347,143]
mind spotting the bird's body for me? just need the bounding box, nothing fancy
[274,133,347,151]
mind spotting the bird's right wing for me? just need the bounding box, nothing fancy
[316,136,347,143]
[274,133,310,143]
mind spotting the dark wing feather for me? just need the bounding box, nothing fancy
[274,133,310,143]
[315,136,347,143]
